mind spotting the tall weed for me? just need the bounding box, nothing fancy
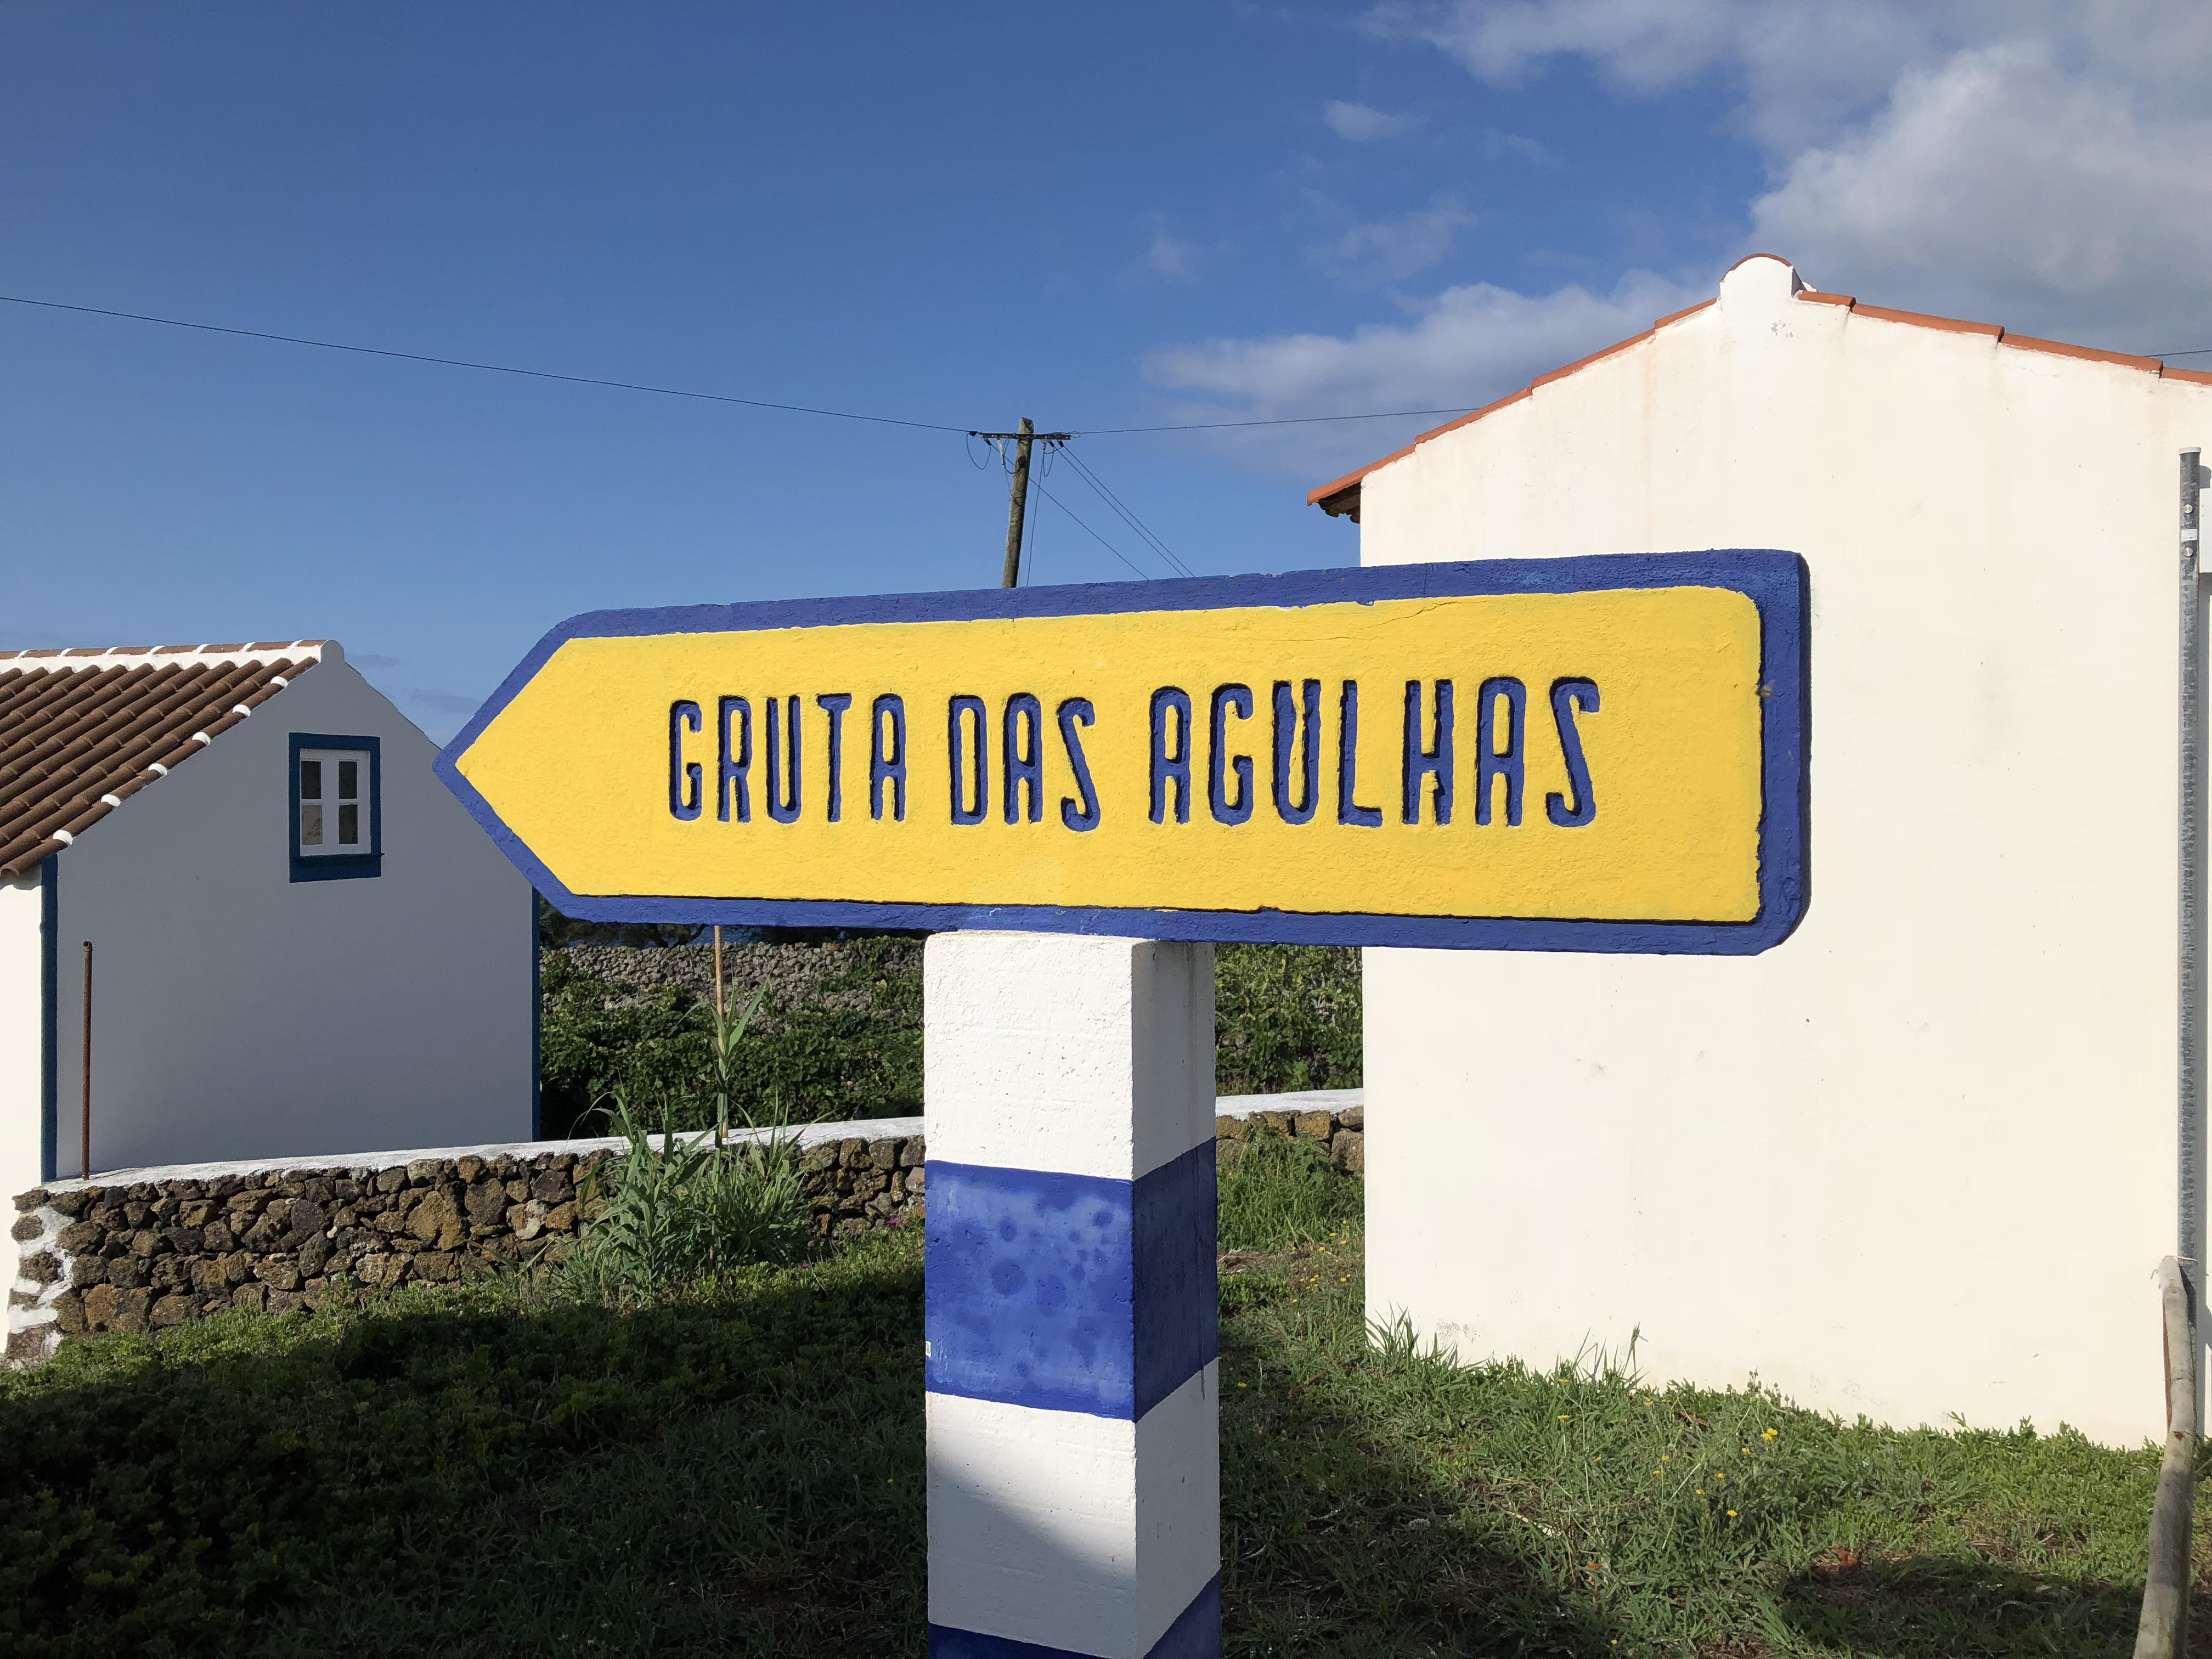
[564,994,814,1302]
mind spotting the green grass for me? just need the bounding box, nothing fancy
[2,1156,2197,1657]
[1217,1125,1363,1252]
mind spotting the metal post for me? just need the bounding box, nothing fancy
[1001,416,1035,589]
[2181,449,2205,1418]
[2135,1256,2197,1658]
[713,923,725,1020]
[80,940,92,1181]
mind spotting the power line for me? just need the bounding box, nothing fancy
[1058,448,1196,578]
[0,292,971,433]
[1077,408,1475,433]
[1031,481,1154,582]
[0,291,1481,435]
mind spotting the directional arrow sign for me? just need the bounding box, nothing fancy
[438,552,1807,952]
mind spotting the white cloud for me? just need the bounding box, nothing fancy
[1147,1,2212,473]
[1138,228,1200,283]
[1311,200,1477,285]
[1752,38,2212,347]
[1365,0,2212,341]
[1323,100,1421,141]
[1143,269,1703,476]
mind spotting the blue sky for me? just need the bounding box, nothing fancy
[4,3,2202,740]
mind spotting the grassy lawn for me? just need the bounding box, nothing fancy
[1,1157,2198,1656]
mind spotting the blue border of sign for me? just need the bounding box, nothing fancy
[436,552,1810,955]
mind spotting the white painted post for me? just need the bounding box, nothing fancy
[924,932,1221,1659]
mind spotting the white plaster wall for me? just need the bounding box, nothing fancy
[0,871,47,1293]
[48,650,533,1181]
[1357,255,2212,1445]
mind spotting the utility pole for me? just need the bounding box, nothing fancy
[972,419,1073,588]
[1000,417,1034,589]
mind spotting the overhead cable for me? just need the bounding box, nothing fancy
[1031,482,1155,582]
[0,291,1480,434]
[0,293,971,432]
[1058,448,1196,578]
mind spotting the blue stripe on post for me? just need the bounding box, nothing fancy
[928,1573,1223,1659]
[927,1146,1218,1420]
[1131,1139,1217,1419]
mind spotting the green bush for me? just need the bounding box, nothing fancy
[1213,944,1361,1096]
[537,939,922,1138]
[1216,1125,1363,1251]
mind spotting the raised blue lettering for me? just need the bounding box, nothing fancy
[1401,679,1454,826]
[1272,679,1321,825]
[949,695,988,826]
[1149,687,1192,825]
[1057,698,1101,832]
[1475,677,1526,827]
[871,694,906,822]
[1545,678,1599,828]
[669,700,702,822]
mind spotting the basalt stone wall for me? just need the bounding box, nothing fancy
[9,1097,1364,1363]
[8,1123,929,1363]
[1217,1102,1364,1173]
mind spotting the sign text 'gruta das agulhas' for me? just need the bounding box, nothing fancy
[439,553,1807,952]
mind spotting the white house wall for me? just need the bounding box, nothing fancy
[46,652,532,1192]
[1357,256,2211,1445]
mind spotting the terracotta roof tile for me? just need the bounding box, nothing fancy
[1307,263,2207,511]
[1302,300,1713,507]
[2000,334,2164,373]
[0,643,327,878]
[1533,330,1654,390]
[1849,302,2002,337]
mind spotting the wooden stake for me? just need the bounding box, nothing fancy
[713,923,725,1019]
[80,940,92,1181]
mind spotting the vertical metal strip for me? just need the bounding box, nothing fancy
[38,854,57,1186]
[2180,449,2204,1376]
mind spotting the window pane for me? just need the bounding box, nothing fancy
[301,760,322,800]
[338,803,359,845]
[302,804,324,846]
[338,759,358,800]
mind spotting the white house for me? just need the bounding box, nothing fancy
[0,640,535,1289]
[1308,254,2212,1446]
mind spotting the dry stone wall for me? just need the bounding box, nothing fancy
[7,1121,929,1363]
[8,1090,1363,1363]
[1217,1100,1364,1174]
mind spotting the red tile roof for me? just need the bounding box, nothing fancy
[0,643,328,878]
[1307,269,2211,514]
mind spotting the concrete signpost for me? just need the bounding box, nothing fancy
[439,552,1808,1659]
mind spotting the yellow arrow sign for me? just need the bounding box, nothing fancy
[439,555,1805,952]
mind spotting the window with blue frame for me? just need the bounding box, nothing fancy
[290,732,382,881]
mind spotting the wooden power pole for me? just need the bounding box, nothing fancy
[971,419,1071,588]
[1000,417,1034,589]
